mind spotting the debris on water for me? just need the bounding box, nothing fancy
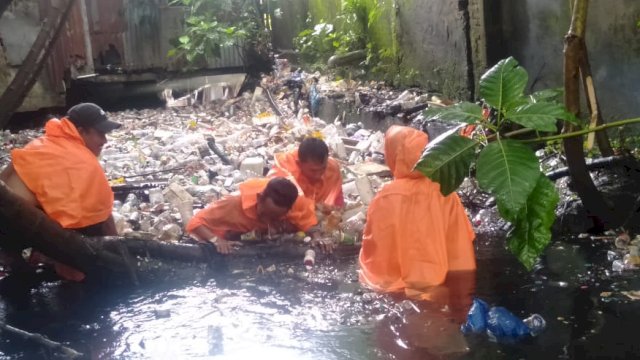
[621,290,640,300]
[615,233,631,249]
[607,250,621,261]
[153,308,171,318]
[265,264,276,273]
[461,298,546,341]
[207,325,224,356]
[612,260,624,272]
[304,249,316,267]
[548,280,569,288]
[522,314,546,336]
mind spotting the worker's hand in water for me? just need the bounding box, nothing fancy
[311,236,337,254]
[209,237,242,255]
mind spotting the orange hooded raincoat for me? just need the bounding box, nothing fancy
[11,118,113,228]
[269,151,345,208]
[11,118,114,281]
[186,178,317,239]
[358,126,476,298]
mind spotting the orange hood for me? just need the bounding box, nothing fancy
[45,118,87,147]
[384,125,429,179]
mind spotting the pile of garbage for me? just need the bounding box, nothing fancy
[1,71,403,246]
[607,232,640,272]
[100,98,389,243]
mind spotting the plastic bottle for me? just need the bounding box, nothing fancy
[304,249,316,267]
[523,314,546,336]
[148,188,164,204]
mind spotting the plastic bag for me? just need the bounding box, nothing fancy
[486,307,530,339]
[461,298,546,341]
[460,298,489,334]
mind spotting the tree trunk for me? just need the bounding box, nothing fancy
[0,0,13,19]
[0,0,76,129]
[0,180,132,280]
[0,180,358,283]
[577,41,614,157]
[563,0,613,230]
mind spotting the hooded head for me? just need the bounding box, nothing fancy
[384,125,429,179]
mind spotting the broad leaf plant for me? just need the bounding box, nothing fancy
[415,57,579,270]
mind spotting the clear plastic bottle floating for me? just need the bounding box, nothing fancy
[304,249,316,267]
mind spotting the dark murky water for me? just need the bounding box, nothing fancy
[1,235,640,359]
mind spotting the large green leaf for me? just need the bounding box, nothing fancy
[415,129,479,195]
[480,57,528,112]
[422,102,483,124]
[476,139,540,216]
[505,102,566,132]
[529,88,563,103]
[507,176,559,270]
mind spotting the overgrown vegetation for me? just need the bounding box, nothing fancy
[168,0,272,73]
[416,57,577,270]
[293,0,419,87]
[417,57,640,269]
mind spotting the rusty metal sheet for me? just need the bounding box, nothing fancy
[85,0,126,70]
[41,0,89,93]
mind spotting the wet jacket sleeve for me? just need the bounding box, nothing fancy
[286,196,318,232]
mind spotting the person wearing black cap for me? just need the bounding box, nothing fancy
[66,102,122,156]
[0,103,121,281]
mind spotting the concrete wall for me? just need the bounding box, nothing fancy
[0,0,63,110]
[397,0,474,100]
[499,0,640,120]
[271,0,475,99]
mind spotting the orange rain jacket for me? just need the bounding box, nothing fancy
[12,118,113,228]
[358,126,476,298]
[11,118,114,281]
[269,151,345,208]
[186,178,317,239]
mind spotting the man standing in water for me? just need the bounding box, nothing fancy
[0,103,121,281]
[358,125,476,298]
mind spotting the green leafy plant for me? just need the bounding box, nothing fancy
[168,0,268,68]
[415,56,640,267]
[294,0,376,70]
[415,57,577,269]
[294,22,341,69]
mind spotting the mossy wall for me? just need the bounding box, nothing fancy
[300,0,471,97]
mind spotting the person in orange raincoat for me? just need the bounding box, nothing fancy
[186,177,317,254]
[268,137,344,209]
[268,137,345,253]
[0,103,121,281]
[358,125,476,298]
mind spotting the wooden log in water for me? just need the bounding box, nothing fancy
[0,180,360,283]
[0,180,130,279]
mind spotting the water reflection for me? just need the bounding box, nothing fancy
[3,238,640,359]
[373,271,475,360]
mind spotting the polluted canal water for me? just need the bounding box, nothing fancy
[2,70,640,359]
[0,233,640,359]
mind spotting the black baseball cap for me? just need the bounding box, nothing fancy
[66,103,121,133]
